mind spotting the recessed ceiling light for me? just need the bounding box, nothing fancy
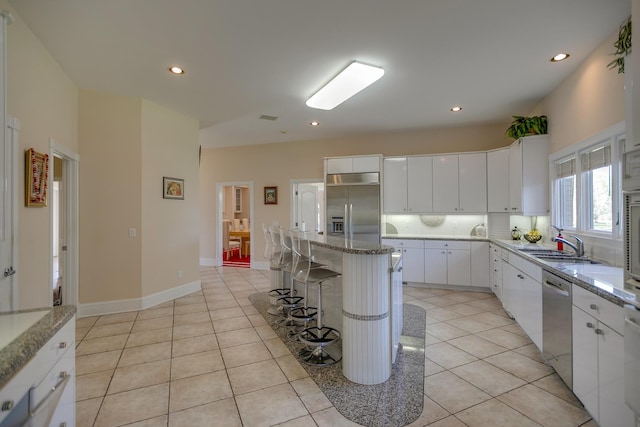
[450,106,462,112]
[310,121,319,126]
[550,53,570,62]
[169,66,185,75]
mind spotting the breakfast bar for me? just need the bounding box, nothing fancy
[305,234,398,385]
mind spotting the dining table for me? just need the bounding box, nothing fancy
[229,229,250,257]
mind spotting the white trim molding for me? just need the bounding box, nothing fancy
[77,280,202,317]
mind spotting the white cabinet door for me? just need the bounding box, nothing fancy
[402,247,425,283]
[424,248,447,284]
[407,156,433,212]
[487,148,510,212]
[383,158,408,213]
[471,242,490,288]
[352,156,380,173]
[447,249,471,286]
[572,306,599,421]
[508,136,549,215]
[598,323,636,427]
[327,158,353,174]
[458,152,487,212]
[432,155,459,212]
[519,273,542,350]
[509,141,523,213]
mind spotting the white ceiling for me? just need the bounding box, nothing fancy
[9,0,630,148]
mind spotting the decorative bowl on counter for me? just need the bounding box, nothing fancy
[523,233,542,243]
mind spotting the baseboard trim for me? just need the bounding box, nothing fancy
[252,261,269,270]
[77,280,202,317]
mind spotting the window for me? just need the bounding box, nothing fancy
[581,145,612,233]
[554,157,576,230]
[551,124,624,241]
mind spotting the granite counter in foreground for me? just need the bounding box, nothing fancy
[0,305,76,388]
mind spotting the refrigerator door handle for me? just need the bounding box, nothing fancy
[344,204,348,238]
[349,204,354,240]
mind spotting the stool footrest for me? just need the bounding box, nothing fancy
[299,346,342,366]
[289,306,318,321]
[299,326,340,346]
[277,295,304,308]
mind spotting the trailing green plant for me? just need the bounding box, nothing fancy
[607,16,631,74]
[505,115,548,139]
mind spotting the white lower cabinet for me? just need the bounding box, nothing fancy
[424,241,470,286]
[382,239,424,283]
[470,242,489,288]
[489,243,503,300]
[572,286,635,427]
[501,254,542,349]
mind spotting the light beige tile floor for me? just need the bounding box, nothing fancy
[76,266,595,427]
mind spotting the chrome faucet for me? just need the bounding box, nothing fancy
[551,234,585,257]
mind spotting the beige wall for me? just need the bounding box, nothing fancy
[4,1,79,309]
[141,100,200,296]
[79,91,143,303]
[532,30,625,154]
[199,123,510,263]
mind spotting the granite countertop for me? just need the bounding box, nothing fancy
[382,234,490,242]
[308,233,395,255]
[0,305,76,388]
[492,240,638,309]
[382,234,637,308]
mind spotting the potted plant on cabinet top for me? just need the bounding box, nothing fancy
[607,16,631,74]
[505,115,548,139]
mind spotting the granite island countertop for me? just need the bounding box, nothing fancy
[0,305,76,388]
[308,233,395,255]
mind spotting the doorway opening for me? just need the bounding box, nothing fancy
[291,180,324,232]
[216,182,253,267]
[49,140,79,307]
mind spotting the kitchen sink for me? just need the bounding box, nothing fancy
[534,255,601,264]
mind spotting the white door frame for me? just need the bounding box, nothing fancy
[216,181,253,267]
[49,138,79,307]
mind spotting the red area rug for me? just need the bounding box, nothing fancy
[223,251,250,268]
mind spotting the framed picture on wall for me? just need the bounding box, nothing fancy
[25,148,49,207]
[264,186,277,205]
[163,177,184,200]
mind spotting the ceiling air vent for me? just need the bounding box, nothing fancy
[259,115,278,121]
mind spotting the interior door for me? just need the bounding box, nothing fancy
[0,118,17,312]
[294,182,324,233]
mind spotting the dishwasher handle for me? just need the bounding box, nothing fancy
[543,278,570,297]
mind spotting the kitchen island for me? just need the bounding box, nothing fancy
[304,233,399,385]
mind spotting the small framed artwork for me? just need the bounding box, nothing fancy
[25,148,49,207]
[163,177,184,200]
[264,186,277,205]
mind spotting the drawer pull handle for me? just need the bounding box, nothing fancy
[589,304,598,310]
[58,371,68,380]
[1,400,14,411]
[586,322,594,328]
[517,274,524,279]
[59,342,67,349]
[595,328,604,335]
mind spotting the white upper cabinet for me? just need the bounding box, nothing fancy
[326,155,381,174]
[509,135,549,215]
[408,156,433,212]
[432,155,459,212]
[487,148,510,212]
[383,158,408,213]
[458,152,487,213]
[383,156,432,213]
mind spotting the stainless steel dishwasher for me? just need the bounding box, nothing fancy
[542,269,573,389]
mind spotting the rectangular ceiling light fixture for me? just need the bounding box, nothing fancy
[305,61,385,110]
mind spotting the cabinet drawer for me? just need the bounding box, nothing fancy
[30,348,74,413]
[382,239,424,250]
[424,240,470,250]
[39,317,75,369]
[509,253,542,282]
[572,285,624,335]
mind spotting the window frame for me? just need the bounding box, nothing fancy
[549,122,625,242]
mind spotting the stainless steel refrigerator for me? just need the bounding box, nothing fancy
[325,172,381,243]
